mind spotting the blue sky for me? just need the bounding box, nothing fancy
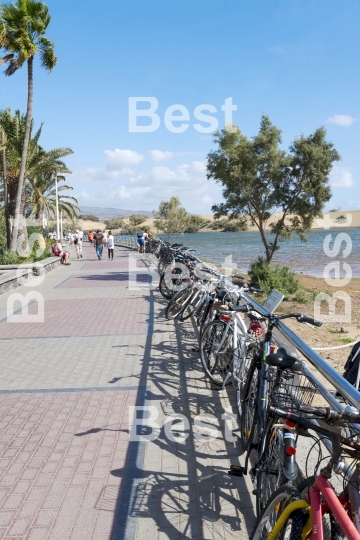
[1,0,359,214]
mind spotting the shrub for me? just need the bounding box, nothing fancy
[249,257,300,300]
[78,214,100,222]
[104,217,124,229]
[293,290,309,304]
[128,214,148,226]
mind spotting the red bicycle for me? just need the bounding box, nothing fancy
[250,404,360,539]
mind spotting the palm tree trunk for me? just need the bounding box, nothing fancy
[9,55,34,252]
[1,130,10,249]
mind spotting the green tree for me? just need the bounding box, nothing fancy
[185,215,210,233]
[0,0,57,251]
[153,196,189,239]
[78,214,100,222]
[26,172,79,220]
[104,217,124,230]
[207,116,341,263]
[0,109,73,232]
[128,214,148,227]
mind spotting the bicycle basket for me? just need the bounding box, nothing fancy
[269,370,318,410]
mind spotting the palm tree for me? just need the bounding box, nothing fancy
[0,0,56,251]
[26,172,79,221]
[0,108,74,239]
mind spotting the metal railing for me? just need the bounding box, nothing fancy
[114,235,138,250]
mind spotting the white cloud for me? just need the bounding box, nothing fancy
[70,156,223,214]
[327,114,357,127]
[150,150,174,163]
[104,149,144,170]
[330,166,355,188]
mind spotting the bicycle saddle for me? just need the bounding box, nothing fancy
[266,347,303,372]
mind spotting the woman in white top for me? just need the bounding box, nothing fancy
[107,230,114,260]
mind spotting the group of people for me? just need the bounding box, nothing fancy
[51,227,151,264]
[66,230,84,259]
[89,230,114,261]
[136,229,152,253]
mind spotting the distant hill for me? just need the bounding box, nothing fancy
[79,206,151,220]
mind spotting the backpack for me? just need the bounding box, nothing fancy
[137,232,144,239]
[343,341,360,388]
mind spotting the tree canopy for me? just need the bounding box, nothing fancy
[153,196,189,239]
[207,115,341,263]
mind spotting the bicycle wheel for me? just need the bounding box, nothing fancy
[236,341,258,421]
[250,485,303,540]
[200,321,233,386]
[240,358,259,450]
[297,477,344,540]
[165,287,193,320]
[159,273,175,300]
[256,419,285,516]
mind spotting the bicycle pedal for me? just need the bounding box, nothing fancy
[191,348,200,353]
[228,465,244,477]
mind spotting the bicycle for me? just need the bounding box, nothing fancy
[250,403,360,539]
[234,310,322,515]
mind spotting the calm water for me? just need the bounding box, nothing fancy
[157,228,360,277]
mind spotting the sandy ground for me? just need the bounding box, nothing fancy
[265,275,360,396]
[75,210,360,235]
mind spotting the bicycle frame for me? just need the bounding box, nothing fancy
[266,474,360,540]
[215,310,250,388]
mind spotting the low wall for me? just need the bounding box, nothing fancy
[0,256,61,295]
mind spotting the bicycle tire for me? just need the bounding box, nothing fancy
[256,418,285,516]
[249,485,303,540]
[200,321,233,386]
[159,273,175,300]
[297,477,344,540]
[165,287,193,320]
[236,341,258,422]
[240,357,259,450]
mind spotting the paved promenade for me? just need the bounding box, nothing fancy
[0,243,255,539]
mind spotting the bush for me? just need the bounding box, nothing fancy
[0,219,52,264]
[249,257,300,300]
[79,214,100,222]
[104,217,124,229]
[128,214,148,226]
[209,218,247,231]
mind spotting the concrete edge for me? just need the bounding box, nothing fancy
[0,257,62,295]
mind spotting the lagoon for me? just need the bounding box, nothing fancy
[158,228,360,277]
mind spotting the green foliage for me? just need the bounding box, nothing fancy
[104,217,124,229]
[210,217,248,232]
[207,115,341,263]
[128,214,148,226]
[0,0,57,75]
[336,337,357,344]
[154,196,189,239]
[293,289,309,304]
[335,214,346,223]
[249,257,300,300]
[0,218,51,264]
[185,215,210,233]
[78,214,100,222]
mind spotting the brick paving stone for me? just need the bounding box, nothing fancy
[0,247,257,539]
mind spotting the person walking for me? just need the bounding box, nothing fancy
[88,230,94,245]
[107,230,114,260]
[74,230,83,259]
[94,229,104,260]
